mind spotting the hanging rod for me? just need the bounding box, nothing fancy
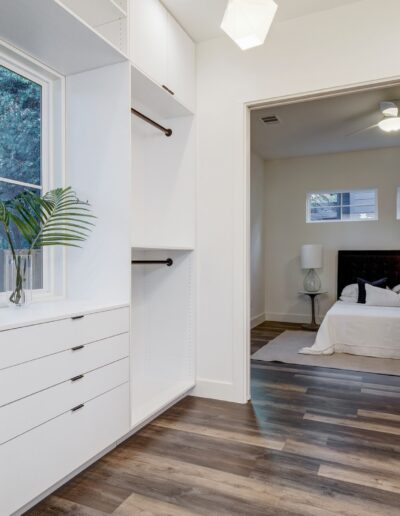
[131,108,172,137]
[132,258,173,267]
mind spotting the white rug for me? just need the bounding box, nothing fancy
[252,331,400,375]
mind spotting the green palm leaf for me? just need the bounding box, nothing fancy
[8,187,95,252]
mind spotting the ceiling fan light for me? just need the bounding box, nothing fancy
[378,117,400,132]
[220,0,278,50]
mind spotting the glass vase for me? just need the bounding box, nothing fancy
[5,250,32,307]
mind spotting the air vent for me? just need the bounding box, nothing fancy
[261,115,280,125]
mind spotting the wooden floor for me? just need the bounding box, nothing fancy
[28,322,400,515]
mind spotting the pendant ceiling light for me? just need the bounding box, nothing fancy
[378,117,400,132]
[220,0,278,50]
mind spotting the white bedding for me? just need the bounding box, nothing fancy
[299,301,400,359]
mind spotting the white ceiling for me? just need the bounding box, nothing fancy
[161,0,362,43]
[251,86,400,160]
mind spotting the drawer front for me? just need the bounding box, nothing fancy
[0,333,129,407]
[0,358,129,445]
[0,383,129,516]
[0,306,129,371]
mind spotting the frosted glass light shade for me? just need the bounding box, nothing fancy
[220,0,278,50]
[378,117,400,132]
[301,244,323,269]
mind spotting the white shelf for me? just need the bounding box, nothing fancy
[131,64,194,119]
[132,244,194,251]
[60,0,126,28]
[0,0,127,75]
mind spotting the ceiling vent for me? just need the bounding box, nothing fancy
[260,114,280,125]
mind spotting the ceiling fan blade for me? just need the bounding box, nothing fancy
[346,123,379,137]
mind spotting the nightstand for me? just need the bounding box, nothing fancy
[298,290,327,331]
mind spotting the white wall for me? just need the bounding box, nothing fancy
[250,152,265,327]
[263,146,400,323]
[194,0,400,403]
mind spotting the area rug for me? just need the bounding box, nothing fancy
[251,330,400,375]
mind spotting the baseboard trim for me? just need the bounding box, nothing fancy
[264,312,326,324]
[192,378,246,403]
[251,312,266,329]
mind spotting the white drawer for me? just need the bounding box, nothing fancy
[0,306,129,371]
[0,358,129,445]
[0,333,129,407]
[0,383,129,516]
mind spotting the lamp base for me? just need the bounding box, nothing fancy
[303,269,321,293]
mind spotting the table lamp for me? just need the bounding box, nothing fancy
[301,244,322,292]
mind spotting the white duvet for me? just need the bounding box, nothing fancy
[299,301,400,359]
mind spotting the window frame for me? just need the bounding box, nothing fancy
[306,188,379,224]
[397,187,400,220]
[0,42,65,302]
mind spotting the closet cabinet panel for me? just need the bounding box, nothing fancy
[131,113,196,249]
[130,0,167,87]
[0,384,129,516]
[166,13,196,112]
[0,334,129,408]
[131,250,195,427]
[0,358,129,446]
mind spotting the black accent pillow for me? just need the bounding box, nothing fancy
[357,277,387,304]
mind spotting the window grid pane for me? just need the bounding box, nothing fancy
[308,190,377,222]
[0,62,43,292]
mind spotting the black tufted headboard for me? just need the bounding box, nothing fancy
[337,250,400,299]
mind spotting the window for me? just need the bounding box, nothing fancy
[0,62,43,292]
[307,189,378,223]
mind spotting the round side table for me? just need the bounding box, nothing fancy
[298,290,327,331]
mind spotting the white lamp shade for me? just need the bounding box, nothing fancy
[301,244,323,269]
[220,0,278,50]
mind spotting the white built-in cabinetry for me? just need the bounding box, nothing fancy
[0,0,197,512]
[130,0,196,426]
[0,306,130,516]
[131,0,196,112]
[58,0,129,55]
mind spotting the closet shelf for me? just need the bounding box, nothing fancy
[60,0,127,28]
[132,245,195,252]
[131,64,194,119]
[0,0,127,75]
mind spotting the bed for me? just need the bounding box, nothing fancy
[300,250,400,358]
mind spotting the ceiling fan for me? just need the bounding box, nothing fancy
[350,101,400,136]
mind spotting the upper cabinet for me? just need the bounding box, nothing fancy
[130,0,196,113]
[59,0,128,55]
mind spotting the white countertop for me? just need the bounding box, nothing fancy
[0,299,129,332]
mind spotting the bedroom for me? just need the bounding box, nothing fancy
[251,84,400,368]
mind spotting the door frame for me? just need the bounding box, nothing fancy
[242,75,400,401]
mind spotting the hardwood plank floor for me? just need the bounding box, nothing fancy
[27,322,400,515]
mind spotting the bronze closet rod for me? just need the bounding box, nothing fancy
[132,258,173,267]
[131,108,172,137]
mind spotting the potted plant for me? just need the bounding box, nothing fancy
[0,187,94,307]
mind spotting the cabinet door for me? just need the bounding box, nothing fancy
[166,13,196,112]
[130,0,167,86]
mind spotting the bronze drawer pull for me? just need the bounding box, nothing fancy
[71,403,84,412]
[162,85,175,95]
[71,315,84,320]
[71,374,84,382]
[71,345,84,351]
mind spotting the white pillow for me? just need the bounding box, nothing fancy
[340,283,358,303]
[340,296,358,304]
[393,284,400,294]
[365,284,400,307]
